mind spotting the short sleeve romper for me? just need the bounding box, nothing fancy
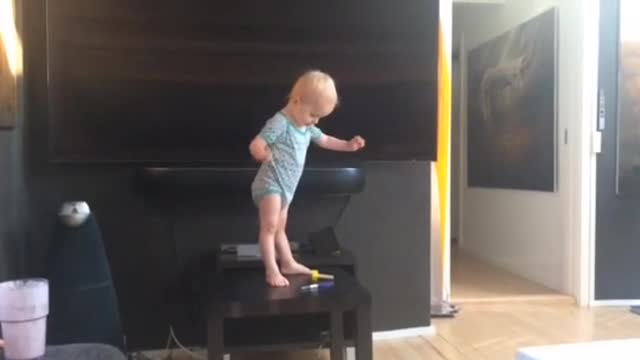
[251,112,324,208]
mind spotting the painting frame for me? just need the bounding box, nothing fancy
[466,7,559,192]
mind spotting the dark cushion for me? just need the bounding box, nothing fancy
[1,344,127,360]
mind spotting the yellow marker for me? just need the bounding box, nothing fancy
[311,270,334,282]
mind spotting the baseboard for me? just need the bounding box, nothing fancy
[591,299,640,307]
[372,326,436,341]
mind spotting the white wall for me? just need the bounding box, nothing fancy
[453,0,597,294]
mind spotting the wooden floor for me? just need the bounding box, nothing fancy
[451,250,571,303]
[148,254,640,359]
[314,303,640,360]
[147,304,640,360]
[160,302,640,360]
[375,302,640,360]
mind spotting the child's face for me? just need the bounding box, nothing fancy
[291,96,336,126]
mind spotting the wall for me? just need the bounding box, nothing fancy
[0,131,14,281]
[16,0,432,350]
[0,0,27,282]
[0,126,25,282]
[453,0,593,294]
[337,162,431,330]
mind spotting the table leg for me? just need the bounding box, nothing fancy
[207,314,224,360]
[330,310,345,360]
[354,303,372,360]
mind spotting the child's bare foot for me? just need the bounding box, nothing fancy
[280,261,312,276]
[266,270,289,287]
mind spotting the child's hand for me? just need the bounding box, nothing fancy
[250,137,273,163]
[263,150,273,163]
[255,149,272,163]
[348,136,366,151]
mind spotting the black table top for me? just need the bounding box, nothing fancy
[209,268,370,318]
[216,249,356,273]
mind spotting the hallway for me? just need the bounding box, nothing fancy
[451,250,572,304]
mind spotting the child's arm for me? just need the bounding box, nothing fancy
[250,115,287,162]
[315,134,366,152]
[249,136,272,162]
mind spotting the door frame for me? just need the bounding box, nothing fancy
[449,0,600,306]
[577,0,601,307]
[443,0,599,307]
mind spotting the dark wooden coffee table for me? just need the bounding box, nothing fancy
[207,268,371,360]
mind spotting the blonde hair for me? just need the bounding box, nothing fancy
[288,70,339,106]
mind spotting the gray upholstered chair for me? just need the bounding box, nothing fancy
[1,344,127,360]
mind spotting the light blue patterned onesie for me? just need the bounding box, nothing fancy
[251,112,324,208]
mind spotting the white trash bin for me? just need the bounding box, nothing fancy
[0,278,49,360]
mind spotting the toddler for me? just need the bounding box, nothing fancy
[249,70,365,287]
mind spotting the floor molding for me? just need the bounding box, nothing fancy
[453,294,575,304]
[372,326,436,341]
[591,299,640,307]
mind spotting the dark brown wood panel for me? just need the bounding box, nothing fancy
[45,0,438,163]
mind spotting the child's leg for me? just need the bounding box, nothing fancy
[258,195,289,287]
[276,206,312,275]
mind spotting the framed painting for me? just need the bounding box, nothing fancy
[467,8,558,191]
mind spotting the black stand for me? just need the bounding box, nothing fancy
[430,302,460,318]
[46,214,124,349]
